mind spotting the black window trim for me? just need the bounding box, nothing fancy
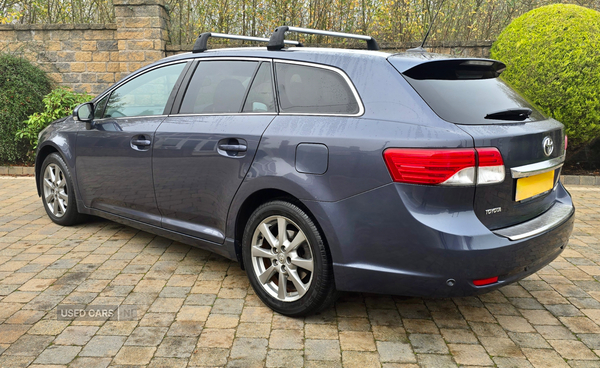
[273,59,365,117]
[93,94,110,121]
[93,60,191,120]
[170,57,278,117]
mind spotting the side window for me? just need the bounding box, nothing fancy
[243,62,276,113]
[275,62,359,114]
[94,94,109,119]
[180,61,258,114]
[104,63,186,118]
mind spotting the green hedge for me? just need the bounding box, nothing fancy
[17,88,93,158]
[491,4,600,149]
[0,53,53,164]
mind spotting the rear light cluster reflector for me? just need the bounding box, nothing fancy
[473,276,499,286]
[383,147,505,186]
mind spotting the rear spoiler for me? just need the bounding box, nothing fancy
[389,58,506,80]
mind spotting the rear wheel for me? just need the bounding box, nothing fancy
[243,200,337,316]
[41,153,87,226]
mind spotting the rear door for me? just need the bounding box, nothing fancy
[391,58,566,230]
[76,62,188,226]
[152,59,276,243]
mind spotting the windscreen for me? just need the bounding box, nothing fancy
[397,59,545,125]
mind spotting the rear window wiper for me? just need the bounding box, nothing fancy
[485,108,532,121]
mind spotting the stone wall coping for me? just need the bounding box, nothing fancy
[0,23,117,31]
[113,0,166,7]
[1,166,597,185]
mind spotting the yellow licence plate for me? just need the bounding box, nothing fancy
[515,171,555,201]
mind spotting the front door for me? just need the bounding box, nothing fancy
[76,62,188,226]
[153,59,276,243]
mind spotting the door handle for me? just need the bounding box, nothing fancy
[131,135,152,151]
[132,139,151,147]
[218,143,247,152]
[217,138,248,157]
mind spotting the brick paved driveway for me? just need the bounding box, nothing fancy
[0,177,599,368]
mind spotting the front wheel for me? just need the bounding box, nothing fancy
[40,153,87,226]
[242,200,337,316]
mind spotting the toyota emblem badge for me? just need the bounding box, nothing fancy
[542,136,554,157]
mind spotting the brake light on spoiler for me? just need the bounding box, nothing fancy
[383,147,505,186]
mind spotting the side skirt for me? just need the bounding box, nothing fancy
[80,204,236,260]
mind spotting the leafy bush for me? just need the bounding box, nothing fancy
[0,53,52,164]
[17,88,93,155]
[491,4,600,150]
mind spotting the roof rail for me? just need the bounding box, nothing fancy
[267,26,379,51]
[192,32,302,53]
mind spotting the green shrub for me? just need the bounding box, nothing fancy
[0,53,53,164]
[17,88,93,157]
[491,4,600,150]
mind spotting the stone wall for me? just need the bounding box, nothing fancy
[0,3,492,96]
[0,24,118,94]
[0,0,168,94]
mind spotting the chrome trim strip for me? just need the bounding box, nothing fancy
[192,57,272,62]
[511,155,565,179]
[274,59,365,117]
[493,201,574,241]
[172,113,277,117]
[98,115,168,120]
[96,57,365,119]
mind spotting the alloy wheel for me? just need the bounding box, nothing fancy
[43,163,68,218]
[250,215,314,302]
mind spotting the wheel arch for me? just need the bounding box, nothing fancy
[35,144,61,196]
[233,188,331,270]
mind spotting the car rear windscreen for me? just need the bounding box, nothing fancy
[397,59,545,125]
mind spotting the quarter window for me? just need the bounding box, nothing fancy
[180,61,258,114]
[103,63,185,118]
[275,62,359,114]
[243,62,276,113]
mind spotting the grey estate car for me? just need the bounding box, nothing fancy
[36,27,575,316]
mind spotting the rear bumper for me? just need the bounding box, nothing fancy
[302,182,574,297]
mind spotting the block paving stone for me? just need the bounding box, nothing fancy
[0,178,599,366]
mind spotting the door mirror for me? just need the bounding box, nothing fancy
[73,102,94,130]
[74,103,94,122]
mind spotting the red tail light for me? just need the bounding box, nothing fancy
[473,276,498,286]
[383,147,505,186]
[565,135,568,152]
[383,149,476,185]
[476,148,503,166]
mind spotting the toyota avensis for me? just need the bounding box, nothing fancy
[35,27,575,316]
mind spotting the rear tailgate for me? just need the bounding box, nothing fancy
[458,121,564,229]
[389,55,566,230]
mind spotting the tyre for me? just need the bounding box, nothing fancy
[40,153,87,226]
[242,200,337,316]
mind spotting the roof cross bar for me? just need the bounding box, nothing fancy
[267,26,379,51]
[192,32,302,53]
